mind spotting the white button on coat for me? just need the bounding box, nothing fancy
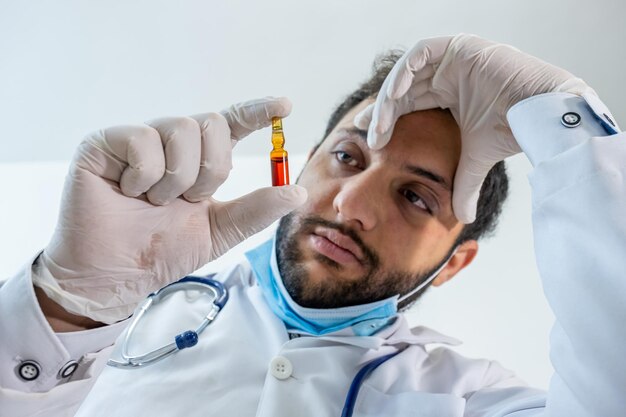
[269,356,292,380]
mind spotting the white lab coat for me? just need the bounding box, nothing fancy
[1,93,625,416]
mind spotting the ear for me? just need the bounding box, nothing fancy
[432,240,478,287]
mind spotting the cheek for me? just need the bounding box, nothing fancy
[376,220,452,271]
[296,161,338,213]
[299,184,336,216]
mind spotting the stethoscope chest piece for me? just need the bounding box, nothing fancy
[107,276,228,369]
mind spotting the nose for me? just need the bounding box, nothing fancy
[332,172,382,232]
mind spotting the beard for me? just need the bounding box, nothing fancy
[275,211,450,310]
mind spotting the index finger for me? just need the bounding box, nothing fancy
[387,36,452,100]
[220,96,292,142]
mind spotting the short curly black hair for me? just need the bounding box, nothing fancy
[321,50,509,243]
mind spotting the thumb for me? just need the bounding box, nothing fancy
[209,184,308,258]
[452,155,496,224]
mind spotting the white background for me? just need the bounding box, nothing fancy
[1,0,625,390]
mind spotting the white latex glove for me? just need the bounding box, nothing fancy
[355,34,595,223]
[35,97,307,324]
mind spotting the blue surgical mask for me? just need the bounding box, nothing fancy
[245,237,398,336]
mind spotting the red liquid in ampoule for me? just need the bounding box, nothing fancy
[271,155,290,186]
[270,117,289,186]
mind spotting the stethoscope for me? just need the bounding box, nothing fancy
[104,274,402,417]
[106,276,228,369]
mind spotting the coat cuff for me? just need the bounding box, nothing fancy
[0,253,125,393]
[506,92,619,167]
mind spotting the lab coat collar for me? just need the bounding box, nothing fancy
[313,314,462,350]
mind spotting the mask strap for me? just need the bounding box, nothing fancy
[397,247,458,303]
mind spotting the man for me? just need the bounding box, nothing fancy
[1,34,624,416]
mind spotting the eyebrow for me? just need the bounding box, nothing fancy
[339,127,452,192]
[339,127,368,142]
[405,165,451,192]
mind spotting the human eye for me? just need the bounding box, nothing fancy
[400,188,432,214]
[332,150,360,168]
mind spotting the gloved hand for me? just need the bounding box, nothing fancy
[34,97,307,324]
[355,34,595,223]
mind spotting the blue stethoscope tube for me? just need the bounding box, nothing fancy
[341,351,402,417]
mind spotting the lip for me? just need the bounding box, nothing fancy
[308,226,364,266]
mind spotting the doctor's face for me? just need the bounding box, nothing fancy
[276,99,466,308]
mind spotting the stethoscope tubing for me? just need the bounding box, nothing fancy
[107,276,227,369]
[341,350,403,417]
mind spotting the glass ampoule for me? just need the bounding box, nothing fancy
[270,117,290,186]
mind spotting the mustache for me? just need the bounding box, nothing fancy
[299,215,380,268]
